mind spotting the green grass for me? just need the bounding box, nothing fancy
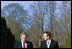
[60,33,71,48]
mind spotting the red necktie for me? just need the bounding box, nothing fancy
[24,42,25,48]
[22,42,26,48]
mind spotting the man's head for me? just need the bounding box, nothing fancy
[42,31,51,41]
[20,32,27,42]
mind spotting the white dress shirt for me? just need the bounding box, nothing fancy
[21,40,27,48]
[46,39,51,48]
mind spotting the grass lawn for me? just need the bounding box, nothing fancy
[60,33,71,48]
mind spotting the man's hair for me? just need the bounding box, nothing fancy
[20,32,28,37]
[43,31,51,38]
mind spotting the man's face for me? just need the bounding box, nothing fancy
[42,33,49,41]
[20,34,27,42]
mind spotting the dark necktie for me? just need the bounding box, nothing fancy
[47,42,49,48]
[22,42,26,48]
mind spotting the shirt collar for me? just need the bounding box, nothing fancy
[46,39,51,43]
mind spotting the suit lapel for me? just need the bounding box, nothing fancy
[44,41,47,48]
[26,41,30,48]
[27,41,29,48]
[20,41,22,48]
[49,39,52,48]
[49,39,54,48]
[17,41,22,48]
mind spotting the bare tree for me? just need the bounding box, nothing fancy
[1,3,28,40]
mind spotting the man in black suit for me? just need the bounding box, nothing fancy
[40,31,59,48]
[14,32,33,48]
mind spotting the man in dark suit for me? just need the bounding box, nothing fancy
[14,32,33,48]
[40,31,59,48]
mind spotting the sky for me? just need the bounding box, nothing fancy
[1,1,34,29]
[1,1,61,16]
[1,1,63,30]
[1,1,33,10]
[1,1,34,16]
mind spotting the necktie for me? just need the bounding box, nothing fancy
[47,42,49,48]
[48,42,49,45]
[22,42,26,48]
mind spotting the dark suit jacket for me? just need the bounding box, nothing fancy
[14,41,33,48]
[40,39,59,48]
